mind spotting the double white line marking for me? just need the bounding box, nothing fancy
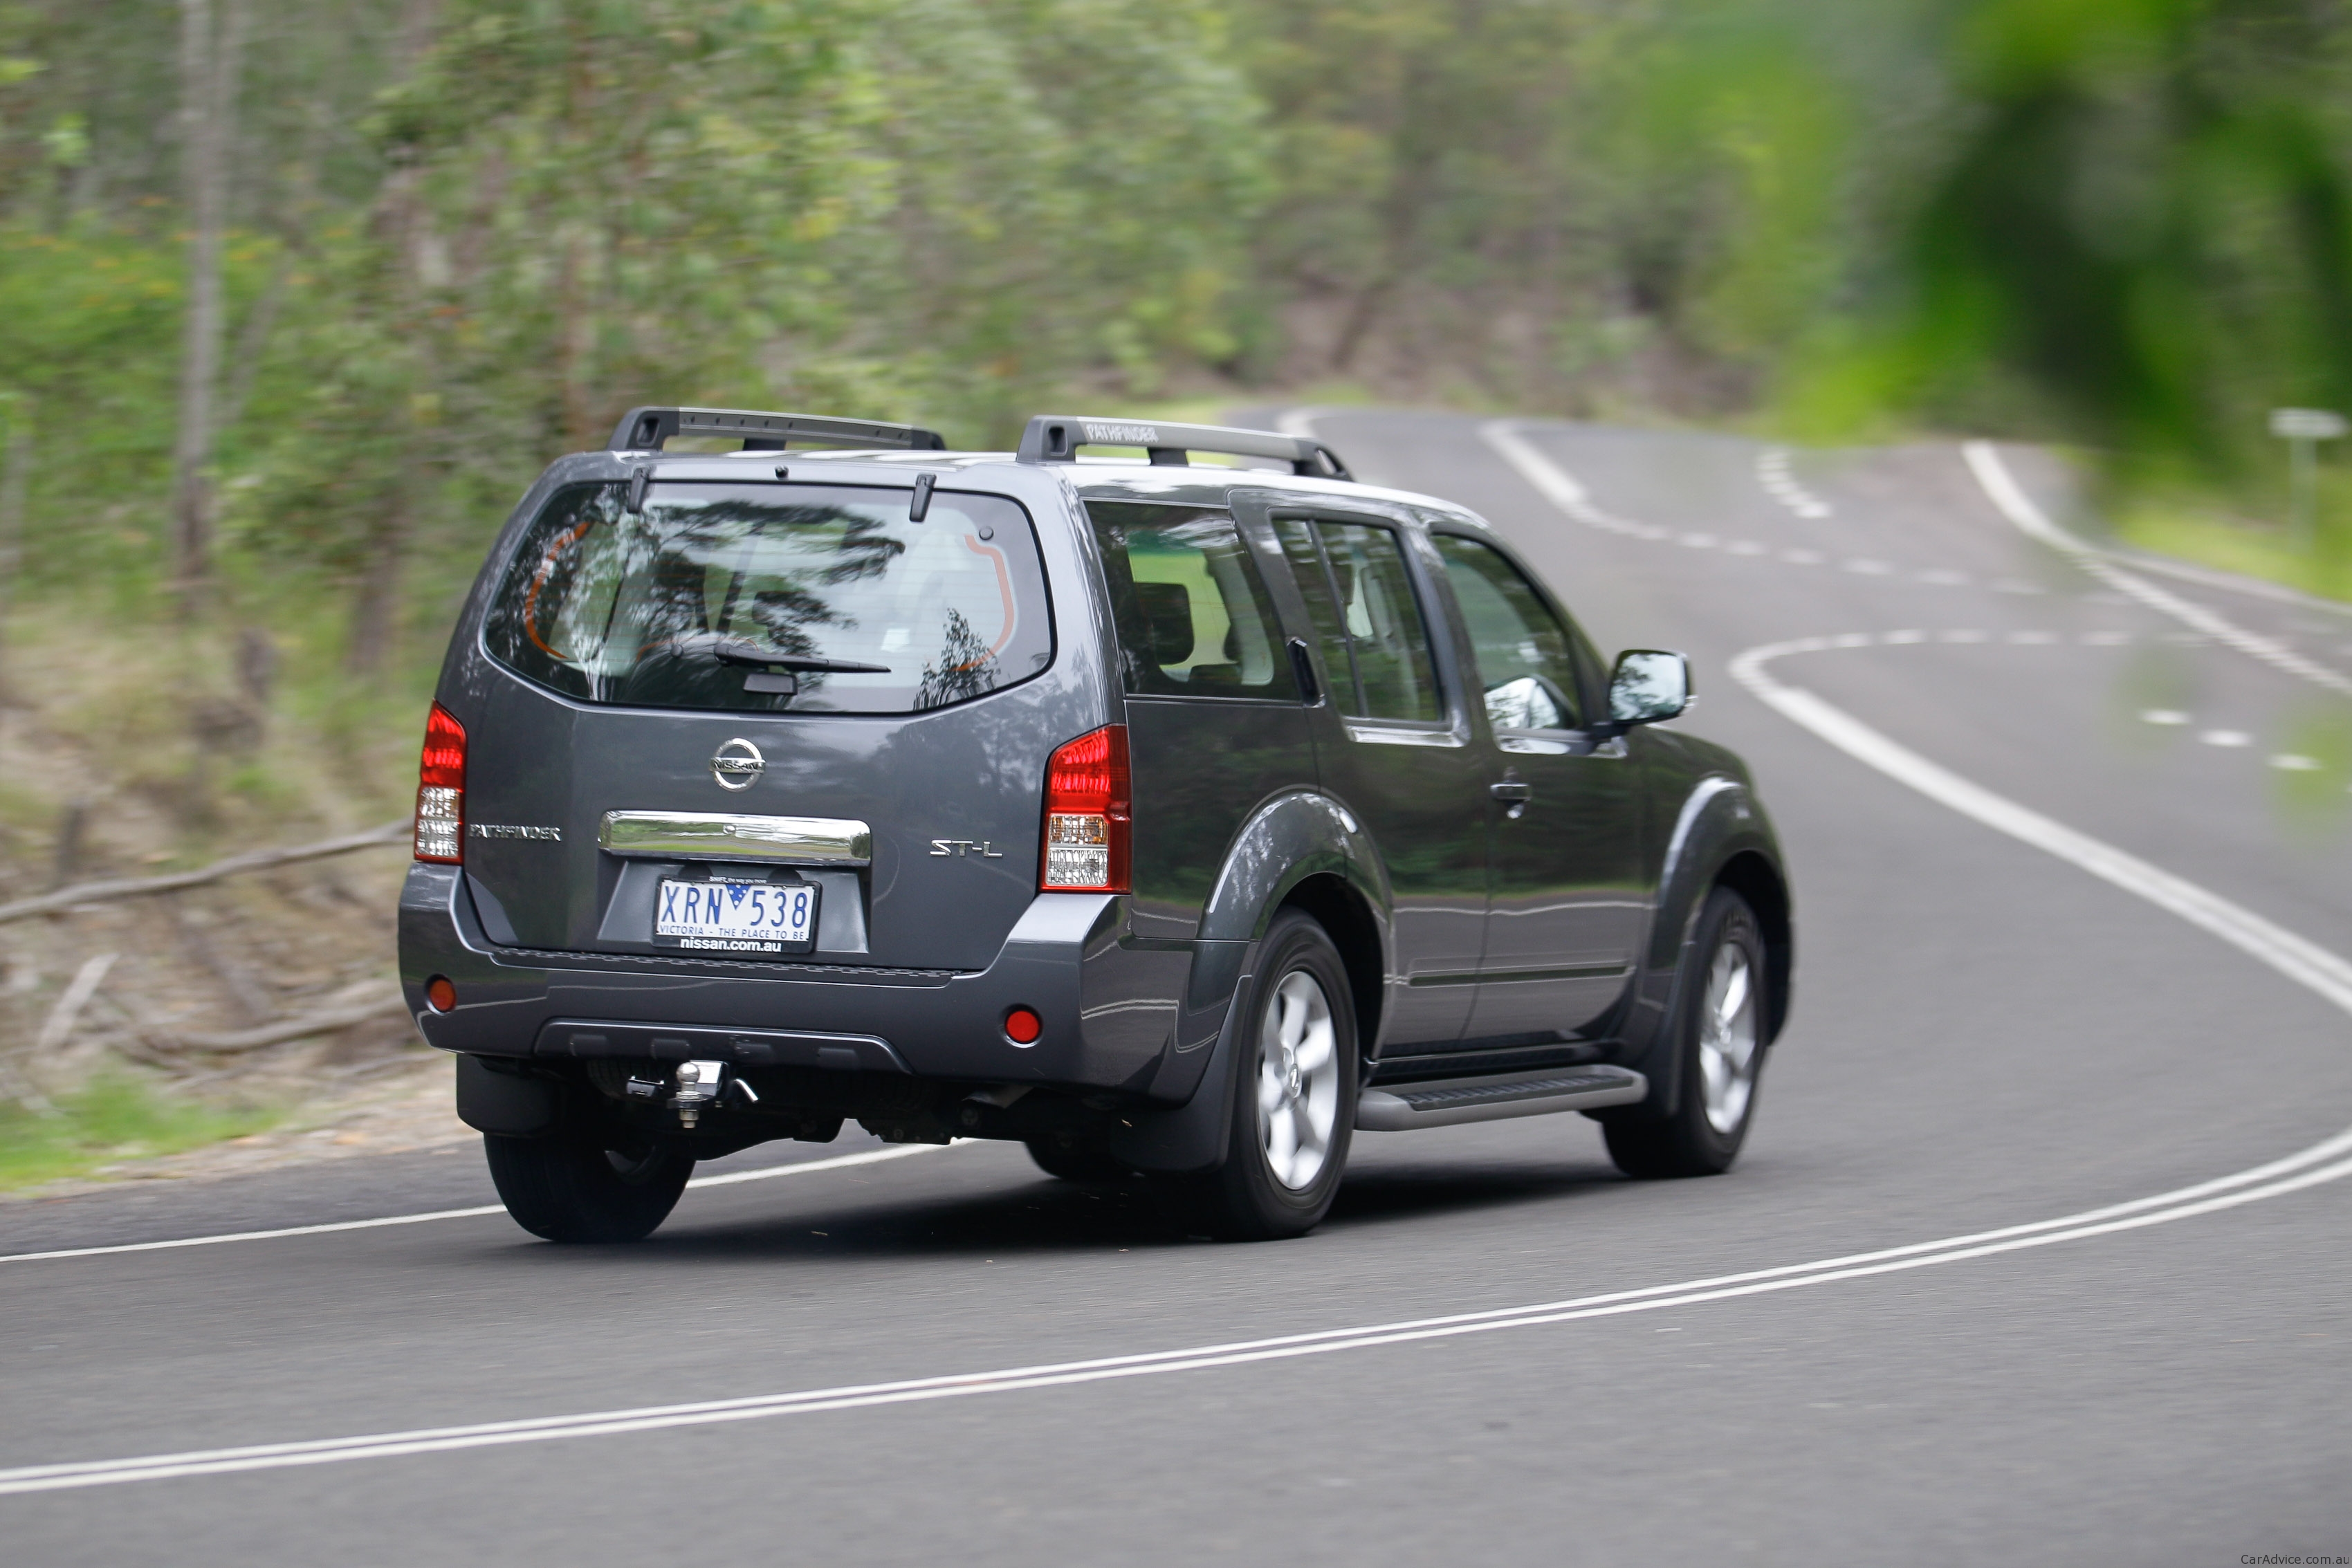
[8,1116,2350,1497]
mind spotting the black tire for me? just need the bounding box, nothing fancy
[1152,910,1358,1240]
[483,1132,695,1243]
[1025,1136,1131,1183]
[1604,887,1768,1179]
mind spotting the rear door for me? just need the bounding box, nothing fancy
[1428,530,1646,1035]
[1256,505,1489,1049]
[1080,500,1313,944]
[457,474,1074,972]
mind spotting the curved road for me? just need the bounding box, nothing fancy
[5,414,2349,1564]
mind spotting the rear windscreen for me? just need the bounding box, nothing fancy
[484,481,1053,715]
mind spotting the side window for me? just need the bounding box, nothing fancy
[1085,501,1296,699]
[1275,517,1444,723]
[1431,533,1583,732]
[1276,519,1359,710]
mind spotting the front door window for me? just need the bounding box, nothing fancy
[1433,534,1583,735]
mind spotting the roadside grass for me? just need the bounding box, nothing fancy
[0,1076,279,1192]
[2113,501,2352,607]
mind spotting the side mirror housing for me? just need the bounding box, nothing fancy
[1607,649,1691,728]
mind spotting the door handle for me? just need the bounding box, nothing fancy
[1489,781,1533,802]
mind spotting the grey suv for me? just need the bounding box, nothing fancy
[401,408,1792,1243]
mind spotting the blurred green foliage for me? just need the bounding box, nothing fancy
[1780,0,2352,486]
[0,0,1276,805]
[1,0,2351,775]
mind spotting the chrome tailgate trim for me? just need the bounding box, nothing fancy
[598,810,872,866]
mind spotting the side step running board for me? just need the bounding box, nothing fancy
[1356,1064,1648,1132]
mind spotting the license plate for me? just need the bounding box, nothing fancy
[655,878,818,952]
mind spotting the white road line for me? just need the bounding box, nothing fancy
[1960,445,2352,622]
[1761,628,2317,780]
[1478,421,2016,596]
[0,1143,960,1266]
[1475,421,2318,783]
[1729,639,2352,1014]
[16,445,2352,1500]
[10,1134,2350,1498]
[1965,441,2352,699]
[1477,420,1655,539]
[1757,446,1834,518]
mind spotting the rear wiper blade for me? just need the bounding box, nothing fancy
[713,641,890,674]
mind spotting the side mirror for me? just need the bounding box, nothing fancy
[1608,649,1691,727]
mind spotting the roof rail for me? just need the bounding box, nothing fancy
[610,406,948,454]
[1016,415,1353,481]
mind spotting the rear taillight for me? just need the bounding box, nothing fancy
[1041,724,1130,892]
[414,703,467,863]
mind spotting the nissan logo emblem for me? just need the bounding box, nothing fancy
[710,737,765,791]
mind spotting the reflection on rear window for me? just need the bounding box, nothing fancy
[484,482,1052,714]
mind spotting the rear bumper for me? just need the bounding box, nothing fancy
[397,864,1237,1100]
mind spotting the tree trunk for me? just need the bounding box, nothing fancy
[217,248,288,437]
[556,225,598,451]
[1329,273,1397,373]
[169,0,246,613]
[340,0,444,676]
[343,488,408,675]
[344,158,419,678]
[0,399,26,704]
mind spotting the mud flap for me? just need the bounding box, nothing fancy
[1589,924,1701,1125]
[1103,970,1250,1174]
[455,1053,558,1136]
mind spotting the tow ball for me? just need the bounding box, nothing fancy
[661,1060,758,1128]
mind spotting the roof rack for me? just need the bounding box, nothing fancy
[1016,415,1352,481]
[610,406,948,454]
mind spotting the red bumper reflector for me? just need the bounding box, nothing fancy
[1004,1006,1042,1044]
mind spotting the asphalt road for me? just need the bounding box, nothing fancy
[6,414,2350,1565]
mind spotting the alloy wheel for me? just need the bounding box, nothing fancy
[1257,969,1340,1190]
[1696,939,1759,1135]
